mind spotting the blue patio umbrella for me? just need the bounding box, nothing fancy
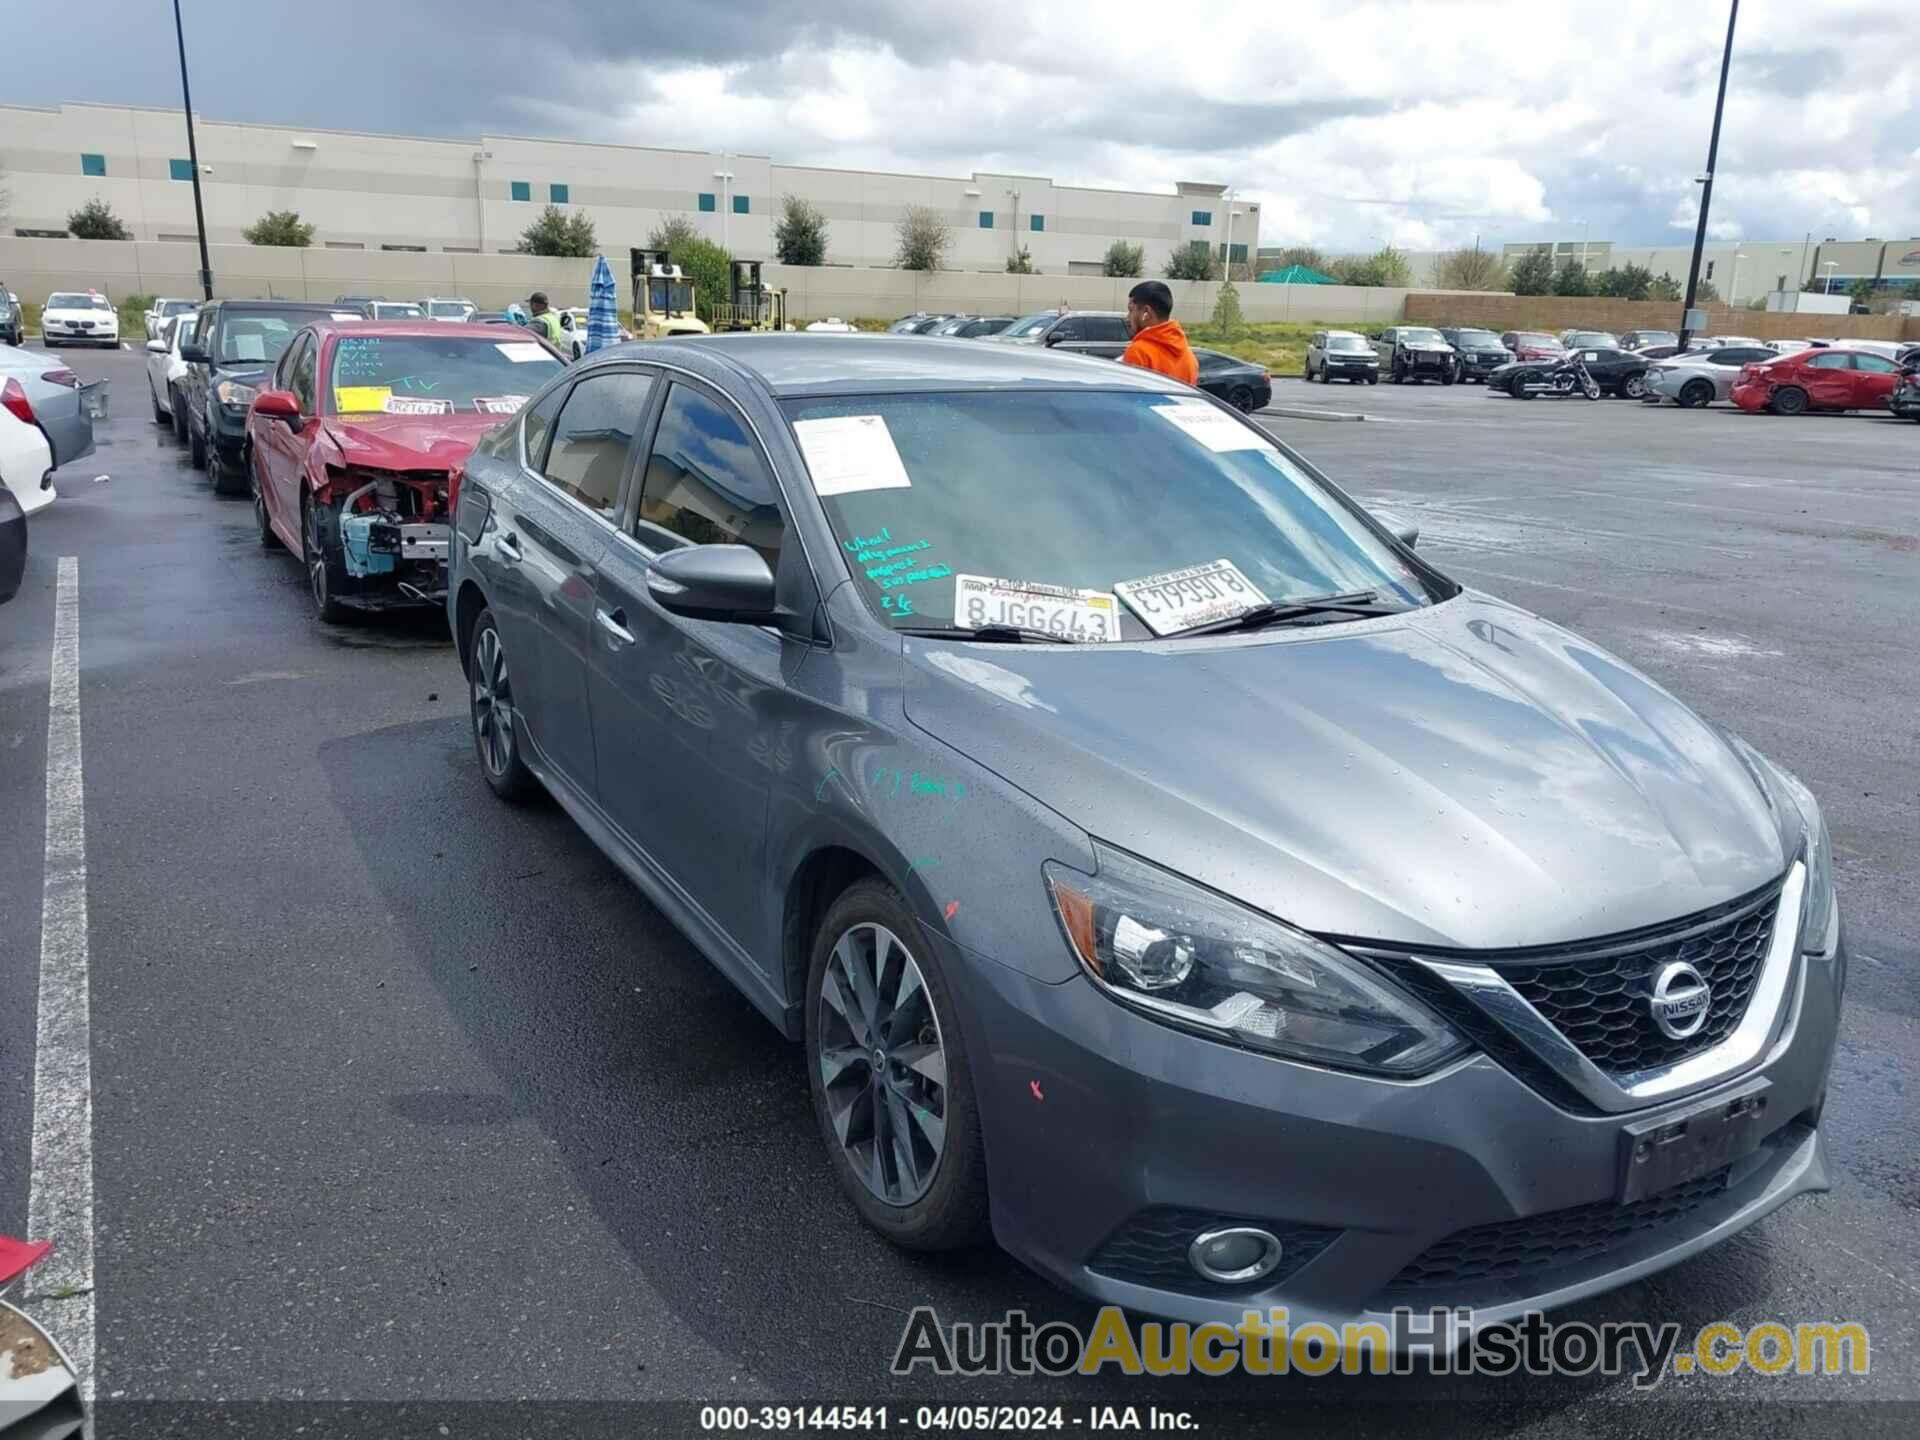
[586,255,621,354]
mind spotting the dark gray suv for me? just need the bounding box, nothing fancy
[446,334,1842,1341]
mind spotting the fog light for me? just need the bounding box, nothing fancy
[1188,1226,1283,1284]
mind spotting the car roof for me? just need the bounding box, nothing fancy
[607,333,1198,399]
[212,299,352,314]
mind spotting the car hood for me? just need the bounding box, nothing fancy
[321,411,509,469]
[903,593,1787,949]
[45,309,115,323]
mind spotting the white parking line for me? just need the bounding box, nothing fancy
[26,556,96,1399]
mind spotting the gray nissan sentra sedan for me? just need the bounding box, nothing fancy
[447,335,1843,1341]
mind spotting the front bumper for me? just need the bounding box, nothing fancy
[1396,351,1453,374]
[207,401,252,458]
[1322,361,1377,381]
[1889,386,1920,418]
[943,916,1842,1344]
[45,324,117,345]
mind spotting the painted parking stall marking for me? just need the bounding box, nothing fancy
[25,556,97,1399]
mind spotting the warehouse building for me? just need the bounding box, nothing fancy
[0,102,1255,276]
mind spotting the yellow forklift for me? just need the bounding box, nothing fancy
[710,260,789,332]
[628,248,711,338]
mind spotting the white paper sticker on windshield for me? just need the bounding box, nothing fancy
[1151,399,1274,453]
[1115,559,1269,636]
[794,414,913,496]
[330,311,362,321]
[473,395,529,415]
[495,341,551,363]
[952,574,1121,643]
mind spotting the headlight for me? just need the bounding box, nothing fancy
[1771,767,1836,953]
[1044,845,1468,1076]
[216,380,257,409]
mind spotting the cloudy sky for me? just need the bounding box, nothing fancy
[11,0,1918,252]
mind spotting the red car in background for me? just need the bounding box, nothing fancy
[246,321,566,621]
[1728,347,1904,417]
[1500,330,1566,363]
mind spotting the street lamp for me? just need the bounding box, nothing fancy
[1821,261,1838,294]
[1005,187,1021,263]
[172,0,214,298]
[1224,204,1247,281]
[713,167,735,247]
[1679,0,1740,349]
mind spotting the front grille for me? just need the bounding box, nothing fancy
[1384,1167,1732,1296]
[1088,1208,1339,1296]
[1495,886,1779,1078]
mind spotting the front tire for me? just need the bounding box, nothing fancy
[806,879,989,1252]
[209,444,247,496]
[1512,369,1540,399]
[467,608,536,801]
[1769,386,1809,416]
[302,493,350,624]
[1228,384,1254,412]
[1440,366,1457,386]
[1620,373,1648,400]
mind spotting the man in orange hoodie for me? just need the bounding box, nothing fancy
[1120,280,1199,385]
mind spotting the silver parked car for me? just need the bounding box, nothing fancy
[1645,344,1780,407]
[446,335,1843,1342]
[0,341,98,469]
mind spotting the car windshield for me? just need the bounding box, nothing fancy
[787,390,1439,636]
[1400,328,1446,344]
[217,314,310,365]
[1001,313,1058,338]
[1454,330,1501,345]
[1515,333,1561,347]
[160,299,197,316]
[427,301,470,316]
[49,293,111,311]
[324,333,565,416]
[1326,336,1370,352]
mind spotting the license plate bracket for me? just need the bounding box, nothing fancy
[1617,1078,1771,1204]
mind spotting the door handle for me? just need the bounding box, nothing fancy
[595,607,637,647]
[496,532,523,563]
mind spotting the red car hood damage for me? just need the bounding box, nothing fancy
[322,412,507,470]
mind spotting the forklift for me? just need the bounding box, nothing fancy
[710,260,789,332]
[627,248,711,339]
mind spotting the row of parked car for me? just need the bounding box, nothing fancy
[885,309,1275,411]
[1306,324,1920,418]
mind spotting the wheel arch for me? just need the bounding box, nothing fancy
[453,579,489,679]
[782,844,887,1033]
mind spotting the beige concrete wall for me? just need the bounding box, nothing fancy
[0,236,1432,326]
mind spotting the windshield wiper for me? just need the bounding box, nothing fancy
[897,624,1077,645]
[1173,590,1404,638]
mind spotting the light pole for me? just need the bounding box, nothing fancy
[1680,0,1740,350]
[713,167,734,248]
[172,0,214,298]
[1729,251,1747,306]
[1224,204,1246,281]
[1821,261,1838,295]
[472,150,491,253]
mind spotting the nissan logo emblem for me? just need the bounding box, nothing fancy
[1648,961,1712,1039]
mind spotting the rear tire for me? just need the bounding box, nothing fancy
[150,378,167,425]
[1678,379,1714,409]
[1770,386,1809,416]
[467,608,537,802]
[805,878,990,1252]
[1228,384,1254,412]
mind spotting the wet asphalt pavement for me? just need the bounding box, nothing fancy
[0,345,1915,1436]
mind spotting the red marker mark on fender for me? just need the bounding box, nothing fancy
[944,901,959,920]
[1029,1080,1045,1102]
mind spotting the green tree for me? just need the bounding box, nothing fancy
[1649,271,1683,301]
[1005,244,1036,275]
[1594,263,1654,301]
[894,205,950,271]
[1508,245,1555,295]
[1209,279,1246,335]
[1165,241,1219,281]
[673,236,733,324]
[242,210,315,247]
[67,198,131,240]
[1552,257,1592,296]
[1693,277,1721,302]
[1433,242,1507,291]
[772,195,828,266]
[1102,240,1145,277]
[516,205,596,257]
[1846,277,1875,305]
[647,215,702,254]
[1331,246,1412,288]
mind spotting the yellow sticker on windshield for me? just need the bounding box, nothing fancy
[335,385,393,414]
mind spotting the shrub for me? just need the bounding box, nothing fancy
[68,198,131,240]
[1005,245,1036,275]
[674,236,733,324]
[1165,241,1218,281]
[773,195,828,266]
[648,215,702,254]
[516,205,596,257]
[1102,240,1144,278]
[1209,279,1245,335]
[243,210,315,247]
[1433,243,1507,291]
[1508,246,1556,295]
[894,206,950,271]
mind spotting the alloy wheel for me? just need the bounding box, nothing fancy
[816,922,948,1207]
[471,626,515,778]
[1622,373,1647,399]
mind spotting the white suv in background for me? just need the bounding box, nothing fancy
[417,296,478,322]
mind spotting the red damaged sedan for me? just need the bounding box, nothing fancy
[1729,347,1903,417]
[246,321,566,621]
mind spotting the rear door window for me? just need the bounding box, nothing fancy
[1088,316,1131,343]
[540,370,655,517]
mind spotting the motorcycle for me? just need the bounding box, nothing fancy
[1508,354,1602,401]
[0,1237,84,1438]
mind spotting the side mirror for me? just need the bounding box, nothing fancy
[1043,330,1066,346]
[180,343,210,364]
[646,544,779,624]
[145,338,168,353]
[253,388,303,432]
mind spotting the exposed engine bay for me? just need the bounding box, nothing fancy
[327,470,450,606]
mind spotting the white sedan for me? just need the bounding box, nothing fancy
[145,313,198,429]
[42,291,120,347]
[0,391,56,517]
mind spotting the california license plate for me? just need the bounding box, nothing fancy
[1616,1079,1770,1203]
[1114,558,1268,636]
[951,574,1121,642]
